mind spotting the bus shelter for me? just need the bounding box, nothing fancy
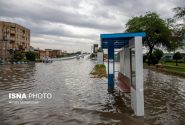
[100,32,146,116]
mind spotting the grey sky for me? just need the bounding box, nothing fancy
[0,0,184,52]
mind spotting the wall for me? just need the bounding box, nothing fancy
[97,52,103,64]
[120,47,130,78]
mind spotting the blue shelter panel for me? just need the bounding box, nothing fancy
[107,43,114,91]
[108,43,114,59]
[100,32,146,39]
[100,32,146,49]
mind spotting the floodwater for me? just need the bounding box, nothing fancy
[0,57,185,125]
[144,69,185,125]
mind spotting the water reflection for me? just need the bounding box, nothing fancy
[0,64,35,91]
[144,69,185,125]
[0,59,184,125]
[0,59,141,125]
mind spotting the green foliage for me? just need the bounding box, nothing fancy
[143,54,148,63]
[166,17,184,52]
[95,64,106,69]
[173,52,182,60]
[125,12,172,65]
[13,51,25,61]
[150,54,158,65]
[173,52,183,66]
[146,49,164,65]
[162,60,185,63]
[173,7,185,19]
[167,39,184,52]
[173,6,185,50]
[126,12,170,42]
[25,51,36,61]
[91,64,107,77]
[153,49,164,63]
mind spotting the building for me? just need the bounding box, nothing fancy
[0,21,30,60]
[93,44,98,53]
[45,49,52,58]
[161,53,173,60]
[38,49,63,59]
[39,50,48,59]
[161,53,185,61]
[51,50,63,58]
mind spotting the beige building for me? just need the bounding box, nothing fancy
[38,49,63,59]
[39,50,48,59]
[51,50,63,58]
[0,21,30,60]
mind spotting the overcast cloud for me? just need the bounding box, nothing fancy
[0,0,184,52]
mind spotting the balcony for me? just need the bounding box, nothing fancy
[10,40,15,44]
[10,30,15,34]
[10,37,15,41]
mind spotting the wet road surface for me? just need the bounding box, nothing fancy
[0,58,185,125]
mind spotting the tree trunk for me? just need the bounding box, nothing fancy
[147,46,154,66]
[176,60,178,66]
[146,36,155,66]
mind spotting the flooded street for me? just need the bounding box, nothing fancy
[0,58,185,125]
[144,69,185,125]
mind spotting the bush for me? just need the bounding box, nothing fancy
[90,53,96,58]
[143,54,148,63]
[13,51,25,61]
[91,64,107,77]
[151,54,158,65]
[95,64,106,69]
[153,49,163,64]
[25,51,36,61]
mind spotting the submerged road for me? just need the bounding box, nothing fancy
[0,57,185,125]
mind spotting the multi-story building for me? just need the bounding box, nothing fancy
[39,50,48,59]
[0,21,30,60]
[39,49,63,59]
[51,50,63,58]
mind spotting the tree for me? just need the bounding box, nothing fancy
[25,51,36,61]
[152,49,164,64]
[173,6,185,49]
[143,54,148,63]
[166,35,184,53]
[125,12,172,65]
[174,7,185,19]
[173,52,182,66]
[150,54,158,65]
[13,51,25,61]
[76,51,82,54]
[165,18,184,52]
